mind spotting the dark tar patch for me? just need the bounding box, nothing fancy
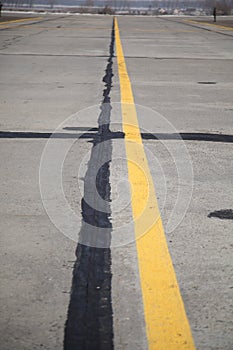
[208,209,233,220]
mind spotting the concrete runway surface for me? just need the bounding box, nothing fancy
[0,13,233,350]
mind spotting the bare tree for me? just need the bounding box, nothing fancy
[48,0,56,9]
[28,0,34,8]
[217,0,232,14]
[85,0,94,7]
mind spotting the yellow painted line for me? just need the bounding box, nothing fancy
[185,19,233,31]
[114,17,196,350]
[0,17,42,26]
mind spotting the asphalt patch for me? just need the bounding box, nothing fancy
[64,19,115,350]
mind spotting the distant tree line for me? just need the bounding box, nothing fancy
[2,0,56,8]
[2,0,233,14]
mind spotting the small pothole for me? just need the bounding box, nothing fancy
[208,209,233,220]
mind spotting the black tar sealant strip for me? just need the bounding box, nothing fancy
[64,20,115,350]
